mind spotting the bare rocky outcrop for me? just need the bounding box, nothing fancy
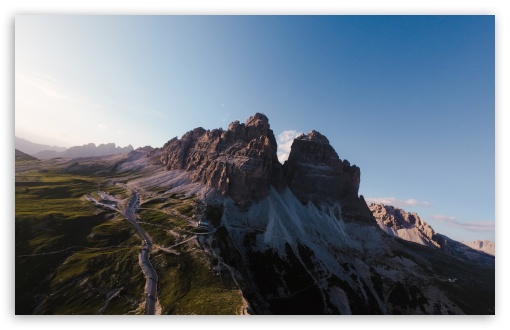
[461,240,495,256]
[159,113,284,205]
[158,113,371,219]
[282,130,373,222]
[370,203,495,266]
[131,113,495,314]
[282,130,359,204]
[369,203,438,247]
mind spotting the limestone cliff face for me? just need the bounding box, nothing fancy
[159,113,284,204]
[138,113,495,314]
[159,113,370,220]
[282,130,373,222]
[282,131,359,204]
[369,203,495,266]
[369,203,438,247]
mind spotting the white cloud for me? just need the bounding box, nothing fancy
[97,124,107,130]
[431,215,456,223]
[276,130,302,163]
[365,197,432,208]
[431,215,494,232]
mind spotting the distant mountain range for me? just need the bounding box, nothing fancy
[15,136,134,159]
[15,136,66,155]
[15,149,38,162]
[369,203,495,265]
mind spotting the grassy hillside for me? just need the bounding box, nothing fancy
[15,169,145,314]
[15,160,243,315]
[138,197,243,314]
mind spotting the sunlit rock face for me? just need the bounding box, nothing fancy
[159,113,370,218]
[369,203,495,267]
[461,240,495,256]
[128,113,493,314]
[369,203,439,247]
[160,113,284,205]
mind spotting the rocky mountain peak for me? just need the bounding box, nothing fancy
[224,113,276,150]
[370,203,435,239]
[297,130,331,144]
[286,130,342,167]
[160,113,283,205]
[245,112,269,127]
[183,127,207,141]
[159,113,371,220]
[370,203,495,266]
[282,129,371,222]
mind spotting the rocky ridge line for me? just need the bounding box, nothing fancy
[370,203,495,265]
[160,113,284,206]
[159,113,371,221]
[461,240,495,256]
[282,130,373,222]
[34,143,134,159]
[369,203,438,247]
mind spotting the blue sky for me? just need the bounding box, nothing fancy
[15,15,495,242]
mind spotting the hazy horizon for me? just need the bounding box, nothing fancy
[15,15,495,243]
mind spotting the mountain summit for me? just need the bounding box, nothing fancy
[140,113,493,314]
[15,136,134,159]
[283,130,372,223]
[159,113,370,221]
[370,203,494,266]
[18,113,493,315]
[159,113,284,205]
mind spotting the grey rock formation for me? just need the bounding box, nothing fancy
[370,203,495,266]
[159,114,369,217]
[369,203,438,247]
[42,113,493,315]
[461,240,495,256]
[283,130,373,222]
[160,113,284,205]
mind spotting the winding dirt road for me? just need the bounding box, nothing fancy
[123,190,159,315]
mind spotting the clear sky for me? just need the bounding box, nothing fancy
[15,15,495,243]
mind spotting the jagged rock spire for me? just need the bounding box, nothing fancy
[160,113,283,205]
[159,113,371,220]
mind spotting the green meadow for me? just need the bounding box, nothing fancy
[15,160,243,315]
[138,197,243,314]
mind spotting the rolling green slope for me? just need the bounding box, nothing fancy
[15,159,243,315]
